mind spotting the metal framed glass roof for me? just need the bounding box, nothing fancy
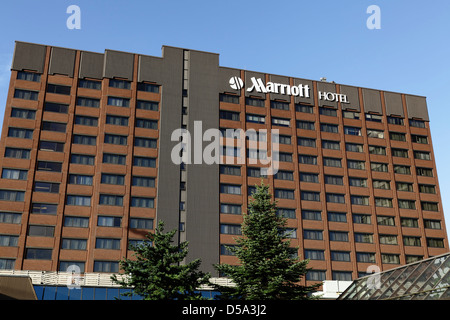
[338,252,450,300]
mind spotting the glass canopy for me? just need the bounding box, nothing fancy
[338,252,450,300]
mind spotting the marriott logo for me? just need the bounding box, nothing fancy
[245,77,310,98]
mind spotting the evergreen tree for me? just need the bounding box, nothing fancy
[214,182,321,300]
[112,220,211,300]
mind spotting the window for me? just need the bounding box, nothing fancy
[381,254,400,264]
[103,153,126,165]
[419,184,436,194]
[129,218,154,229]
[106,115,129,126]
[218,93,239,104]
[220,184,241,195]
[298,155,317,165]
[323,157,341,168]
[320,123,338,133]
[411,135,428,144]
[366,113,382,122]
[220,110,240,121]
[44,102,69,114]
[348,160,366,170]
[349,177,367,187]
[97,216,121,227]
[14,89,38,100]
[331,251,351,261]
[42,121,66,133]
[61,238,87,250]
[394,165,411,175]
[39,141,64,152]
[131,197,154,208]
[134,156,156,168]
[47,84,71,95]
[405,256,423,264]
[414,151,431,160]
[319,107,337,117]
[136,118,158,130]
[353,214,371,224]
[246,130,266,142]
[424,220,441,230]
[367,129,384,139]
[332,271,352,281]
[64,216,89,228]
[427,238,445,248]
[17,71,41,82]
[417,167,433,177]
[329,231,349,242]
[247,167,264,178]
[28,225,54,237]
[66,195,91,206]
[296,104,314,113]
[104,134,127,145]
[369,146,386,155]
[351,195,369,206]
[273,134,291,145]
[300,172,319,183]
[275,189,295,200]
[99,194,123,206]
[302,210,321,221]
[11,107,36,119]
[421,202,439,212]
[246,97,265,107]
[346,143,363,153]
[409,119,425,128]
[8,127,33,139]
[31,203,57,215]
[220,224,242,235]
[280,228,297,239]
[297,120,315,130]
[297,137,316,148]
[344,126,362,136]
[328,212,347,223]
[109,79,131,89]
[101,174,124,185]
[0,235,19,247]
[37,161,62,172]
[136,100,159,112]
[375,197,393,208]
[271,100,290,110]
[326,193,345,203]
[96,238,121,250]
[79,79,101,90]
[271,117,290,127]
[404,236,421,247]
[5,147,30,159]
[275,152,292,162]
[387,117,404,125]
[246,114,265,124]
[71,154,95,165]
[75,115,98,127]
[377,216,395,226]
[389,132,406,142]
[220,204,241,215]
[77,97,100,108]
[401,218,418,228]
[371,162,388,172]
[303,230,323,240]
[93,261,119,273]
[373,180,390,190]
[132,176,155,188]
[357,252,376,263]
[107,96,130,107]
[137,82,159,93]
[274,170,294,181]
[343,110,360,119]
[301,191,319,202]
[0,190,25,202]
[304,250,325,261]
[322,140,340,150]
[25,248,52,260]
[0,212,22,224]
[34,182,59,193]
[392,148,409,158]
[135,137,157,148]
[379,235,397,245]
[2,168,27,180]
[73,135,96,146]
[277,208,296,219]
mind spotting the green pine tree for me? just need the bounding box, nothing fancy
[111,220,211,300]
[214,182,321,300]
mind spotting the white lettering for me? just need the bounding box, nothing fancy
[367,5,381,30]
[247,77,267,93]
[66,5,81,30]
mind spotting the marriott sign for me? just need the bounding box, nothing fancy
[230,76,349,104]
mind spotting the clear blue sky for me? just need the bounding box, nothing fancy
[0,0,450,236]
